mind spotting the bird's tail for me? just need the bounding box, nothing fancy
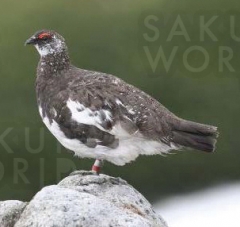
[171,119,219,152]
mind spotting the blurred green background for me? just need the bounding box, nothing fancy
[0,0,240,202]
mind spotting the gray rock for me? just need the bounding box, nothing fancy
[0,200,27,227]
[1,171,168,227]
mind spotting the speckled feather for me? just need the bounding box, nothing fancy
[37,63,178,143]
[28,30,218,165]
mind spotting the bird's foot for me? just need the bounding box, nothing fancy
[91,159,104,174]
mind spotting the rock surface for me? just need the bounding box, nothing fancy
[0,200,27,227]
[0,171,168,227]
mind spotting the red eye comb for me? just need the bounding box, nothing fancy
[38,32,51,39]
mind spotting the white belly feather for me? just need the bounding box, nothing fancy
[39,100,176,166]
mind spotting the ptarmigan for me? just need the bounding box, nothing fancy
[25,30,218,173]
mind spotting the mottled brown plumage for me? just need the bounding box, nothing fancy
[25,30,218,167]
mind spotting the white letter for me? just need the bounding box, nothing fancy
[0,161,4,181]
[167,15,190,41]
[25,127,44,154]
[230,16,240,42]
[219,46,235,72]
[56,158,76,182]
[144,46,178,72]
[183,46,209,72]
[39,158,45,188]
[56,142,62,154]
[13,158,30,184]
[200,15,218,41]
[143,15,159,42]
[0,128,14,153]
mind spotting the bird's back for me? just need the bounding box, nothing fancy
[61,66,177,139]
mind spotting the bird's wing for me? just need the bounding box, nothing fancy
[60,72,174,144]
[47,76,138,149]
[51,92,119,149]
[64,81,140,136]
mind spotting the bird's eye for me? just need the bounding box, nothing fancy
[38,33,52,40]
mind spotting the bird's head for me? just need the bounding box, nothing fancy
[25,30,67,57]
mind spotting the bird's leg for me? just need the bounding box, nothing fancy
[91,159,104,174]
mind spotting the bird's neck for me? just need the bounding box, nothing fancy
[38,51,71,75]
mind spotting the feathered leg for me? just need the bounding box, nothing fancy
[91,159,104,174]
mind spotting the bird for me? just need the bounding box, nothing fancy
[25,30,218,173]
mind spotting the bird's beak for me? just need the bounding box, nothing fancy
[25,36,36,46]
